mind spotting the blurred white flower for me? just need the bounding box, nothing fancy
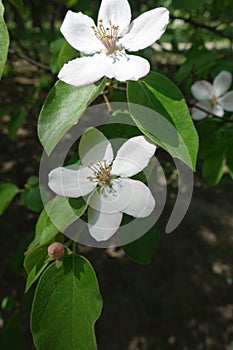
[48,128,156,241]
[58,0,169,87]
[191,70,233,120]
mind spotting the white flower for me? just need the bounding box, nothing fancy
[58,0,169,87]
[191,70,233,120]
[48,128,156,241]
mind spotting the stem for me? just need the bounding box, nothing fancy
[171,14,233,40]
[103,93,113,114]
[72,240,77,255]
[189,103,233,123]
[9,48,51,71]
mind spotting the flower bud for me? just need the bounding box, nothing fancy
[48,242,64,260]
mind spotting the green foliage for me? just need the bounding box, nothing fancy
[198,119,233,185]
[38,78,106,155]
[24,245,49,292]
[122,223,160,264]
[0,183,19,215]
[0,1,9,79]
[127,72,199,170]
[21,177,43,213]
[31,255,103,350]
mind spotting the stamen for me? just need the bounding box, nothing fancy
[91,19,119,53]
[87,160,114,187]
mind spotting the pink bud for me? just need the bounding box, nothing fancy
[48,242,64,259]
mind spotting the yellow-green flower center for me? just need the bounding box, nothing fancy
[88,160,114,187]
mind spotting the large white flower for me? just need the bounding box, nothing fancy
[58,0,169,87]
[48,128,156,241]
[191,70,233,120]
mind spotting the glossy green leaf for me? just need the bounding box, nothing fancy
[38,78,106,155]
[21,187,43,213]
[122,223,160,265]
[202,154,225,186]
[127,72,198,170]
[0,183,19,215]
[31,255,102,350]
[0,1,9,79]
[24,246,49,293]
[28,196,88,251]
[57,40,77,70]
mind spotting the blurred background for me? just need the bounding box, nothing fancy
[0,0,233,349]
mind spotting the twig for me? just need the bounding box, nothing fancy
[171,14,233,41]
[103,92,113,114]
[189,103,233,123]
[9,48,51,71]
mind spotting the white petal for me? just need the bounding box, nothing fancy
[212,104,224,117]
[97,0,131,36]
[213,70,232,97]
[191,101,211,120]
[219,91,233,112]
[58,55,104,87]
[88,180,132,213]
[120,7,169,51]
[79,128,113,166]
[102,52,150,82]
[48,166,96,198]
[191,81,214,101]
[60,11,102,54]
[88,207,123,241]
[120,179,155,217]
[111,136,156,177]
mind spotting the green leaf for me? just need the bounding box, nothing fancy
[127,72,198,170]
[202,154,225,186]
[8,106,27,138]
[57,40,77,70]
[21,187,43,213]
[38,78,106,155]
[122,223,160,265]
[0,183,19,215]
[24,246,49,293]
[28,195,88,251]
[31,255,102,350]
[0,1,9,79]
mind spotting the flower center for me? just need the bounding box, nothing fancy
[92,19,119,54]
[209,96,218,106]
[87,160,115,187]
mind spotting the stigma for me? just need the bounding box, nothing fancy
[92,19,119,54]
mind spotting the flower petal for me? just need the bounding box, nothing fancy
[88,207,123,241]
[88,180,131,213]
[79,128,114,166]
[120,179,155,217]
[191,81,214,101]
[102,52,150,82]
[60,11,103,54]
[58,55,104,87]
[120,7,169,51]
[212,104,224,117]
[97,0,131,36]
[111,136,156,177]
[191,101,211,120]
[213,70,232,97]
[48,166,96,198]
[219,91,233,112]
